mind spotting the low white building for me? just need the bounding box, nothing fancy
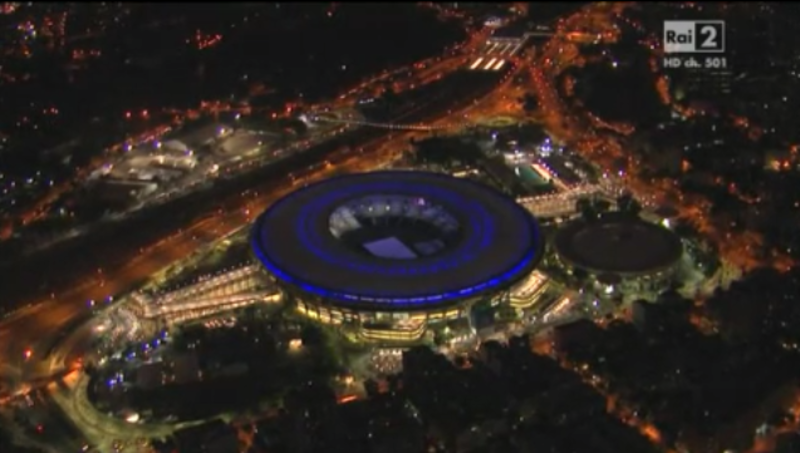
[218,130,262,157]
[153,153,197,170]
[162,139,190,154]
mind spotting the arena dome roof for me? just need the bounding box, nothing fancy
[251,171,543,310]
[554,212,683,276]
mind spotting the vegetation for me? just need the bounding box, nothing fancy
[91,315,343,422]
[412,136,483,167]
[518,93,539,113]
[0,427,40,453]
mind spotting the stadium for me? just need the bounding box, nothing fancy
[251,171,544,343]
[554,212,683,294]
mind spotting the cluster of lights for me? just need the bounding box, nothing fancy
[300,179,494,275]
[251,172,543,306]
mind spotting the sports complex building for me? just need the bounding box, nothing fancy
[553,212,684,294]
[250,171,546,343]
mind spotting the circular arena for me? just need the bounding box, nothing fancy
[251,171,543,323]
[554,212,683,276]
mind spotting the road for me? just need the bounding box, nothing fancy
[49,373,173,452]
[0,34,505,378]
[0,213,243,382]
[336,26,492,106]
[530,2,797,274]
[1,12,485,252]
[0,15,530,389]
[2,21,487,268]
[0,23,522,452]
[0,132,412,389]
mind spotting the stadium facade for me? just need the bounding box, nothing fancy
[251,171,545,343]
[553,212,684,295]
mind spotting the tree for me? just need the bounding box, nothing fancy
[380,86,399,107]
[576,197,598,221]
[242,304,259,322]
[300,325,324,347]
[364,378,380,397]
[594,199,612,213]
[0,427,10,448]
[433,330,447,347]
[573,267,589,284]
[627,200,642,217]
[519,93,539,113]
[616,192,641,216]
[387,374,402,393]
[171,328,190,352]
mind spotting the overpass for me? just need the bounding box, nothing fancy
[310,115,466,132]
[517,181,625,218]
[525,30,555,39]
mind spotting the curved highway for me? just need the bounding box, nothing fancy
[0,146,395,389]
[0,16,512,401]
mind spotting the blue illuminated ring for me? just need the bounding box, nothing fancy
[251,171,543,310]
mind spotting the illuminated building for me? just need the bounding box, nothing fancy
[251,171,544,343]
[129,265,282,326]
[508,270,550,309]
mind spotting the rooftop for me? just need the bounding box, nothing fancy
[251,171,543,310]
[554,213,683,276]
